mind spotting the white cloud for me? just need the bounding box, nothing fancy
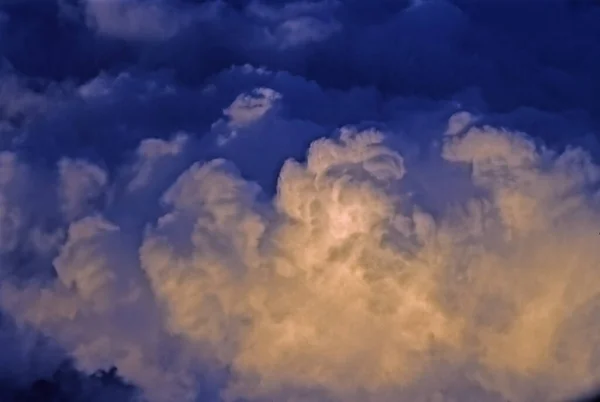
[140,114,600,400]
[2,1,600,400]
[1,53,600,401]
[3,96,600,401]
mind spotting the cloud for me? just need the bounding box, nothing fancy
[83,0,185,41]
[3,97,600,402]
[137,116,600,401]
[0,1,600,402]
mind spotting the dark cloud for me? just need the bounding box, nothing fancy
[1,0,599,114]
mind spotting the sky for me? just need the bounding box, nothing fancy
[1,0,600,401]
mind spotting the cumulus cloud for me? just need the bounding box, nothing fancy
[1,1,600,402]
[3,101,600,401]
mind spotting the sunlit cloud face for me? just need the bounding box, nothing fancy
[1,1,600,402]
[5,104,600,402]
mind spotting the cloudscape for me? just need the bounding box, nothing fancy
[1,1,600,401]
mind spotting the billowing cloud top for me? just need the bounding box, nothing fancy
[1,1,600,402]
